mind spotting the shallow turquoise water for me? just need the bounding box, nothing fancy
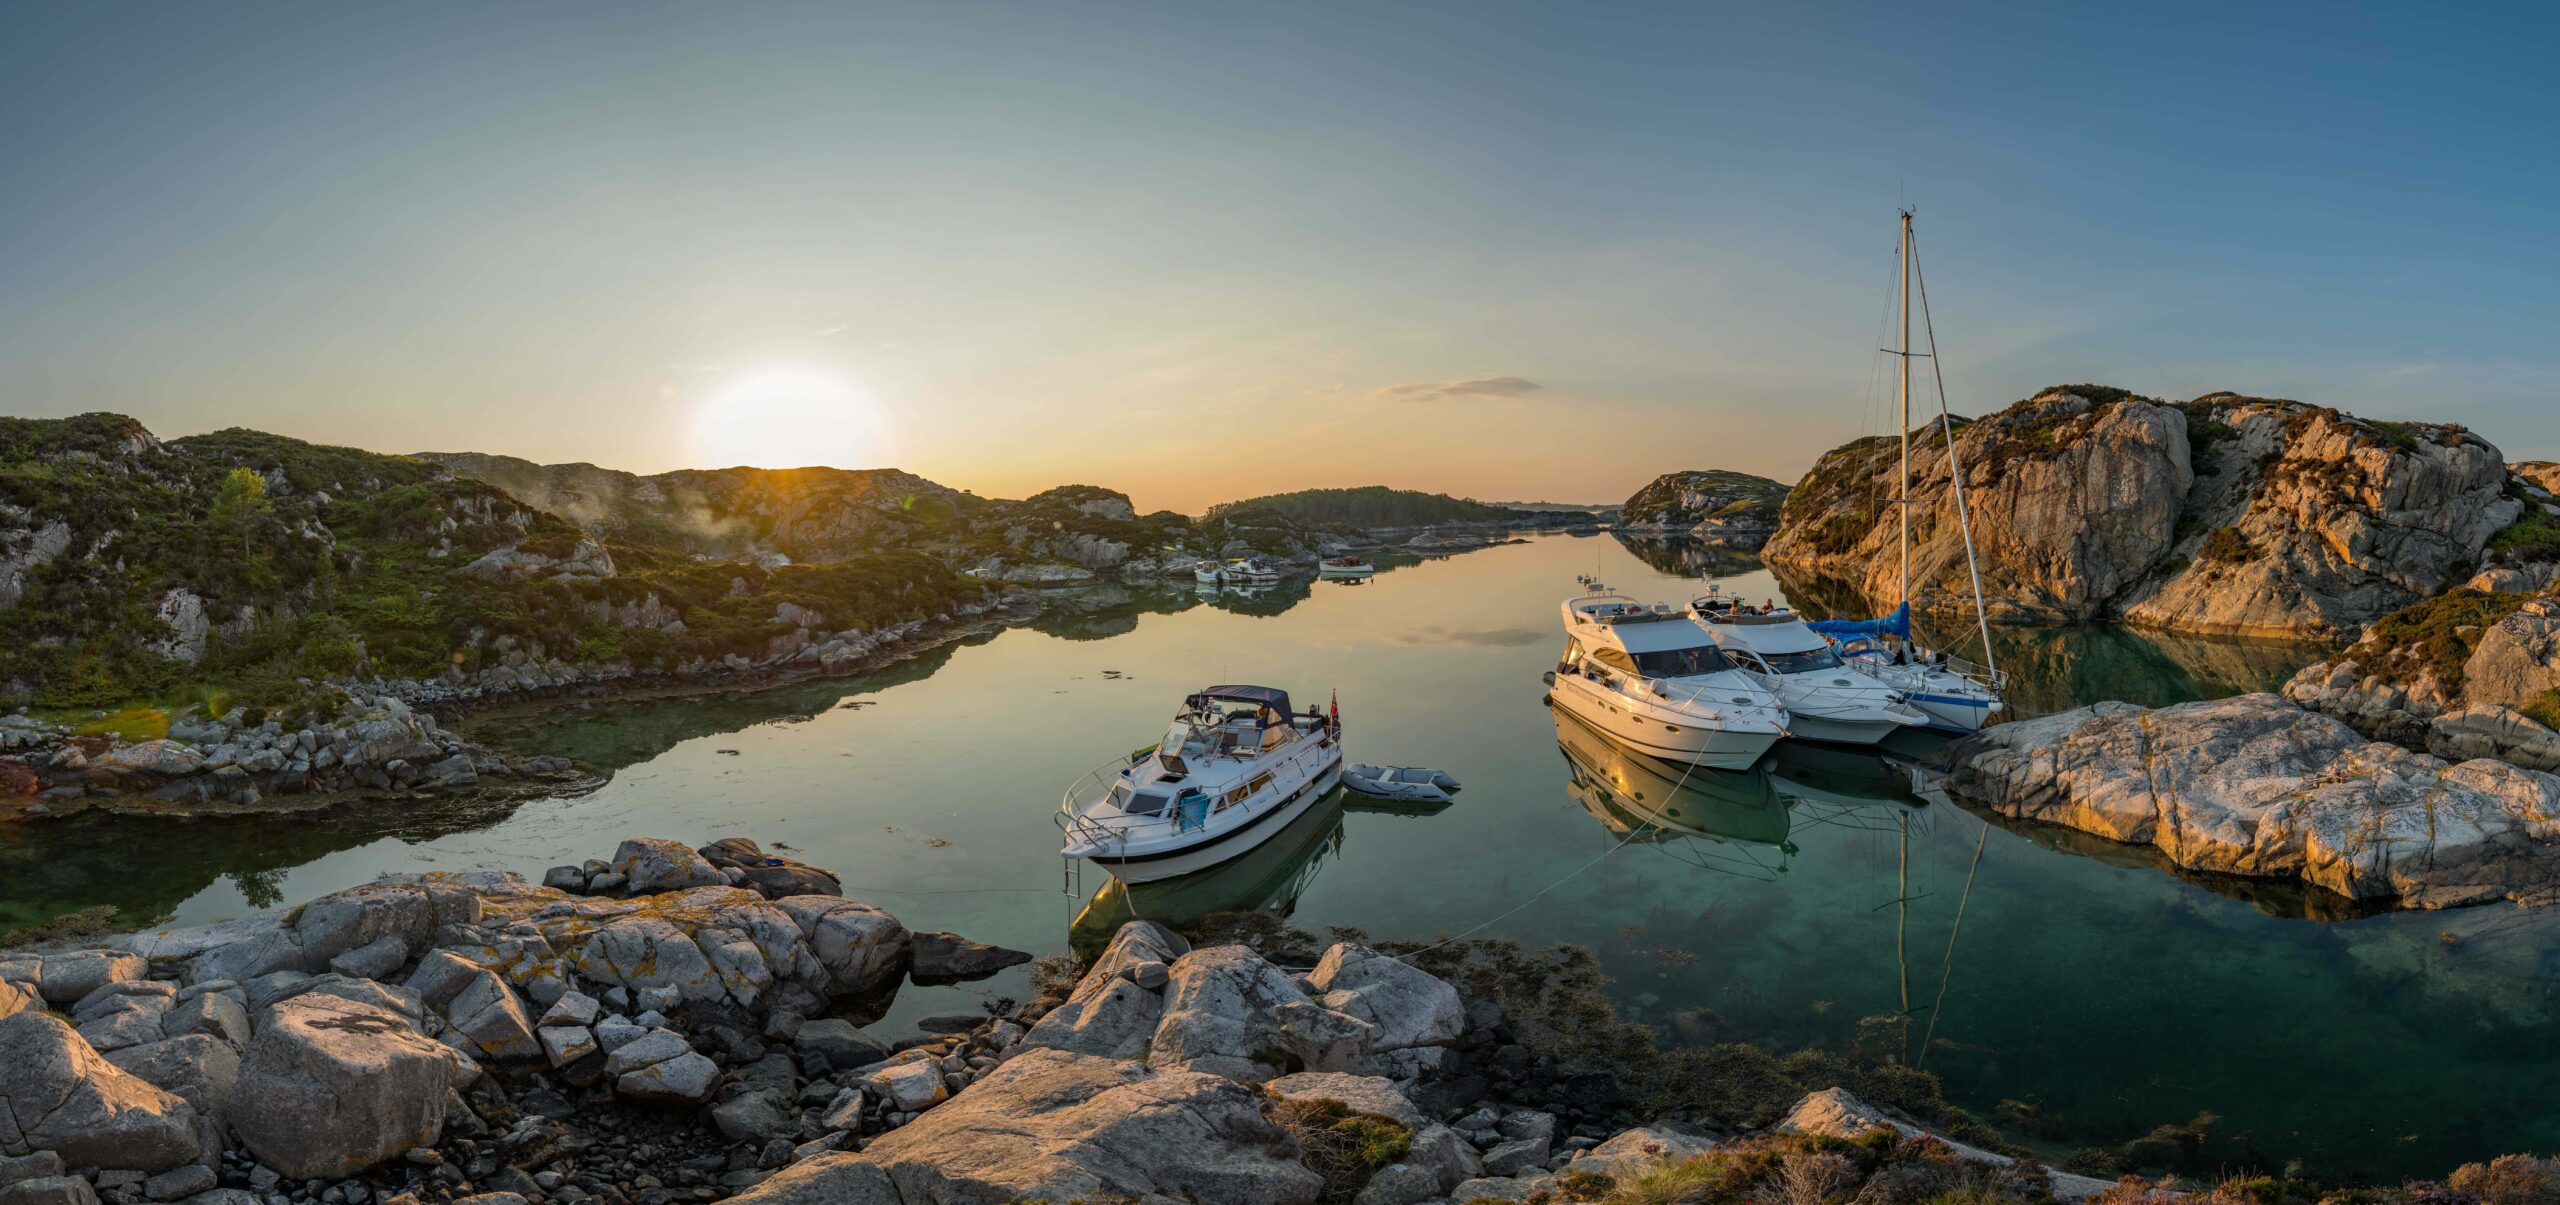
[6,533,2556,1181]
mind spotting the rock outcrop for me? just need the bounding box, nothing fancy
[1615,470,1788,548]
[1766,386,2537,639]
[1766,387,2192,624]
[1943,692,2560,908]
[2120,398,2517,638]
[231,996,458,1178]
[735,1048,1324,1205]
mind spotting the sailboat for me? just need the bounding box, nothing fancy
[1809,211,2007,735]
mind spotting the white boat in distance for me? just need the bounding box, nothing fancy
[1545,589,1788,769]
[1058,685,1344,883]
[1317,555,1374,578]
[1689,587,1927,745]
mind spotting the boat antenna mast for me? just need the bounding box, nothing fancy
[1907,215,1998,680]
[1896,210,1914,620]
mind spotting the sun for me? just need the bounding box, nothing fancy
[691,368,887,469]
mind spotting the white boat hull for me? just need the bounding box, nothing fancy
[1546,674,1781,769]
[1783,710,1913,745]
[1087,762,1342,883]
[1318,565,1374,578]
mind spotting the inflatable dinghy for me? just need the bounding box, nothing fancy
[1343,764,1461,803]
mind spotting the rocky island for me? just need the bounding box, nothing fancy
[1763,386,2543,640]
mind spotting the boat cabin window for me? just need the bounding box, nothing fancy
[1626,645,1734,678]
[1111,783,1174,817]
[1246,771,1274,795]
[1588,647,1636,673]
[1758,646,1843,673]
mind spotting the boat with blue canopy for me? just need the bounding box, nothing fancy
[1057,683,1344,883]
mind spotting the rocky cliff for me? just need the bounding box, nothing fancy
[1765,386,2534,639]
[1615,469,1788,548]
[1764,387,2190,624]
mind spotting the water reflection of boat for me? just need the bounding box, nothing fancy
[1068,792,1349,958]
[1551,706,1796,878]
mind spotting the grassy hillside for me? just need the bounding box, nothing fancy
[0,415,988,710]
[1205,485,1515,529]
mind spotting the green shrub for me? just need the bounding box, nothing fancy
[2197,527,2255,564]
[1268,1097,1411,1205]
[2360,588,2531,689]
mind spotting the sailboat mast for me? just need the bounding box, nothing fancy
[1897,211,1913,612]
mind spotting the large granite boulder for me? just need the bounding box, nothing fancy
[1308,944,1463,1052]
[0,1013,201,1172]
[230,996,456,1178]
[36,951,144,1006]
[1944,693,2560,908]
[906,931,1031,985]
[774,896,909,1000]
[724,1048,1320,1205]
[611,838,726,895]
[697,838,841,899]
[1149,944,1313,1081]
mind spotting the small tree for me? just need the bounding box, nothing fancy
[209,467,272,566]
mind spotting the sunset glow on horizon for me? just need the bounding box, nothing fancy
[3,4,2555,514]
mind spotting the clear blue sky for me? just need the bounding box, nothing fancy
[2,1,2553,510]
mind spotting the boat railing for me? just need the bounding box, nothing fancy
[1644,676,1790,724]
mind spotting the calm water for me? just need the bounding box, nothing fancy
[8,534,2559,1180]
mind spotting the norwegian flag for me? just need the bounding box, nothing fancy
[1329,689,1339,726]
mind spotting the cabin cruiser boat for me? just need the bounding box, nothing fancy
[1317,555,1374,579]
[1688,587,1928,745]
[1058,685,1343,883]
[1545,588,1788,768]
[1068,792,1347,958]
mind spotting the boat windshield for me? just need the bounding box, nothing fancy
[1629,645,1735,677]
[1759,646,1844,674]
[1158,721,1209,760]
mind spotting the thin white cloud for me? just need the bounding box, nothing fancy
[1364,375,1545,402]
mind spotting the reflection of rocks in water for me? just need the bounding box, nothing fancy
[1773,563,2322,717]
[1980,626,2320,718]
[1067,794,1348,959]
[1611,535,1764,580]
[0,788,557,934]
[467,638,981,774]
[1766,562,1873,622]
[1028,583,1193,642]
[1197,578,1313,618]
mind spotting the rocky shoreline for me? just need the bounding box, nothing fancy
[0,834,2130,1205]
[0,598,1037,823]
[1939,692,2560,909]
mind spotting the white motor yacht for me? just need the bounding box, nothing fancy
[1545,589,1789,769]
[1689,588,1928,745]
[1058,685,1343,883]
[1316,555,1374,579]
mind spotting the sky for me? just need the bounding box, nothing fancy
[3,2,2556,514]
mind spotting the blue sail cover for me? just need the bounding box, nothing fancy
[1804,602,1911,642]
